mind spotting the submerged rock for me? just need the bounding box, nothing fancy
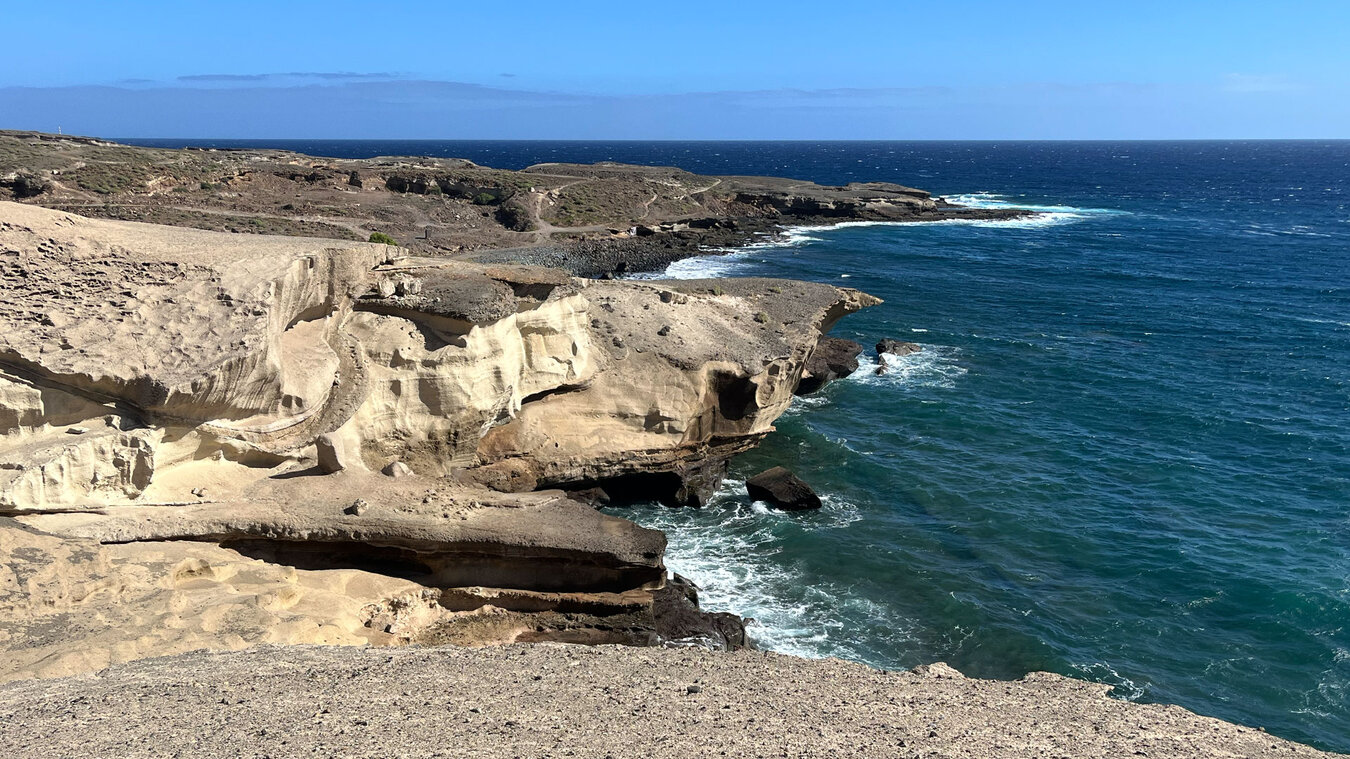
[745,466,823,511]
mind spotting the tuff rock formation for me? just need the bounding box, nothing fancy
[0,200,877,677]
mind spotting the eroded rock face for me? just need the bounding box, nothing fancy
[796,336,864,395]
[0,201,877,674]
[472,278,877,505]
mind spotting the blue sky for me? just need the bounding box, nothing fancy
[2,0,1347,138]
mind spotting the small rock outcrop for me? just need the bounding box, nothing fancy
[795,337,864,395]
[877,338,923,357]
[745,466,823,511]
[315,433,347,473]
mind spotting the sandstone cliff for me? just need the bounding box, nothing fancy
[0,200,872,677]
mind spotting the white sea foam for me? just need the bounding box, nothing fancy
[624,482,894,662]
[848,345,968,391]
[636,191,1114,280]
[934,192,1127,228]
[1068,662,1147,701]
[1291,315,1350,328]
[630,249,755,280]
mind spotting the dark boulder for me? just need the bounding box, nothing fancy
[652,574,752,650]
[745,466,822,511]
[876,338,922,357]
[795,337,863,395]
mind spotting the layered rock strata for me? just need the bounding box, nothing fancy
[0,200,875,676]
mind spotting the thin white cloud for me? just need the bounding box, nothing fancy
[1221,73,1301,93]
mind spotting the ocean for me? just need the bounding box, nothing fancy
[125,139,1350,751]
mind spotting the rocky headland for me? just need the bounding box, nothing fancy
[0,133,1335,756]
[0,130,1025,277]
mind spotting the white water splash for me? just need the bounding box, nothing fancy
[848,345,969,391]
[622,482,896,662]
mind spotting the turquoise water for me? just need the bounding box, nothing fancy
[129,139,1350,751]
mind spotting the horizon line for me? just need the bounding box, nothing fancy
[106,136,1350,143]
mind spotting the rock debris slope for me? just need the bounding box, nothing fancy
[0,200,871,678]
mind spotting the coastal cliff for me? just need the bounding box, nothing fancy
[0,199,868,676]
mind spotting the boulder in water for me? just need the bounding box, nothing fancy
[876,338,922,357]
[745,466,823,511]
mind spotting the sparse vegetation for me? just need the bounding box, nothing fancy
[368,232,399,246]
[754,311,769,324]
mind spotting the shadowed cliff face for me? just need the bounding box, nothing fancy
[0,200,877,678]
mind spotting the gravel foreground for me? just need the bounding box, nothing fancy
[0,644,1337,758]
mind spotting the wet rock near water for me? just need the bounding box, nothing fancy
[877,338,923,357]
[745,466,823,511]
[796,337,864,395]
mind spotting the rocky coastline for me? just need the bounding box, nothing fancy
[0,130,1028,279]
[1,132,1333,756]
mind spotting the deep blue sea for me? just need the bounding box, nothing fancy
[126,139,1350,752]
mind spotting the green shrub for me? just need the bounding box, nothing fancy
[368,232,399,246]
[473,192,498,205]
[754,312,769,324]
